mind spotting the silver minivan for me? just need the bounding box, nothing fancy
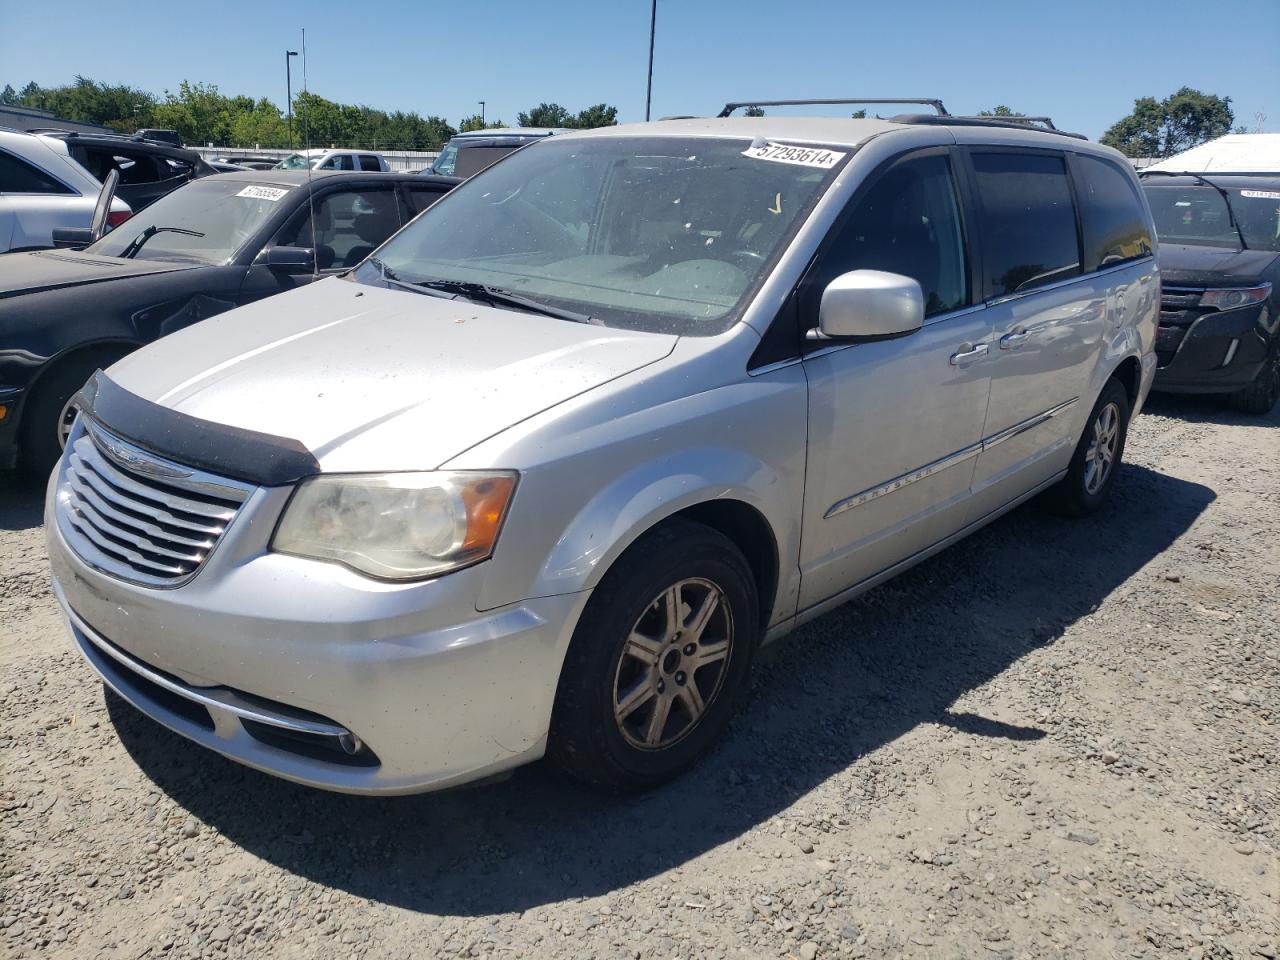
[46,105,1160,795]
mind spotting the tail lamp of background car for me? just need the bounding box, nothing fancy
[106,210,132,230]
[271,471,517,580]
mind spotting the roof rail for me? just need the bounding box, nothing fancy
[889,114,1088,141]
[951,115,1059,130]
[718,98,948,118]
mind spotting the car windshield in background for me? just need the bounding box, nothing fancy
[429,144,458,176]
[88,180,293,263]
[274,153,318,170]
[362,136,847,335]
[1144,183,1280,252]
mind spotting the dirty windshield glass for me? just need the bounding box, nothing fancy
[1144,183,1280,252]
[360,136,847,334]
[88,179,291,263]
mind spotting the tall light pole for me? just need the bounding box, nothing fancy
[479,100,486,126]
[286,50,298,149]
[644,0,657,121]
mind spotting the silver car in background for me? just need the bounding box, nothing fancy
[46,106,1160,795]
[0,129,132,252]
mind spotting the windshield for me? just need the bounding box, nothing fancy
[275,153,318,170]
[1144,183,1280,252]
[430,143,458,176]
[88,179,293,263]
[363,136,847,335]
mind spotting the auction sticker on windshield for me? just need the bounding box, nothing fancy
[742,142,846,169]
[1240,190,1280,200]
[236,185,290,202]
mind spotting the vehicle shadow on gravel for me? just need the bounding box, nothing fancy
[108,462,1213,917]
[0,473,46,530]
[1143,392,1280,427]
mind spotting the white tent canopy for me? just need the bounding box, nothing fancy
[1145,133,1280,174]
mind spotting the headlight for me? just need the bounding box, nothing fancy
[272,471,517,580]
[1200,284,1271,311]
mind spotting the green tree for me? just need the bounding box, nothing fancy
[570,103,617,128]
[1101,87,1234,158]
[1,84,18,106]
[518,102,573,127]
[851,109,867,119]
[744,105,765,117]
[458,114,506,133]
[978,105,1025,118]
[152,81,236,144]
[230,97,287,148]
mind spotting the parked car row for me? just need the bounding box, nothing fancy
[7,99,1277,799]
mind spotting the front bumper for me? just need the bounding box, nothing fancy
[1153,301,1274,394]
[46,477,591,795]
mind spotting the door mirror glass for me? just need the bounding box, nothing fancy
[266,245,316,273]
[89,168,121,241]
[816,269,924,340]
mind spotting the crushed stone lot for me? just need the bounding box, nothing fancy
[1,395,1277,960]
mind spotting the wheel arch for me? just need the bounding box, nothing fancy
[20,338,140,424]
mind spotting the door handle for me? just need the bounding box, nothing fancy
[999,330,1030,350]
[949,342,989,365]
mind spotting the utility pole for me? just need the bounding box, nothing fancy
[479,100,486,126]
[645,0,657,121]
[286,50,298,149]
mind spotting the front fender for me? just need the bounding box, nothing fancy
[530,445,787,602]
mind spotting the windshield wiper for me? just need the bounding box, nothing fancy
[1140,170,1248,249]
[413,278,595,324]
[368,257,455,300]
[119,225,206,259]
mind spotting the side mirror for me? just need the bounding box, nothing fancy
[52,228,96,249]
[266,246,316,274]
[88,169,121,242]
[811,269,924,341]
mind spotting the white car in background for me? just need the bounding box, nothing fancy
[273,149,391,172]
[0,130,132,253]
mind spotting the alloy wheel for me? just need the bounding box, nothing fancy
[57,398,78,450]
[1083,401,1120,495]
[612,577,734,751]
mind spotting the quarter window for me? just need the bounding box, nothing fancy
[1076,155,1152,271]
[808,153,968,318]
[0,149,73,194]
[972,152,1080,297]
[358,155,382,171]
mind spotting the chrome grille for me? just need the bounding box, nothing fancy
[55,419,254,587]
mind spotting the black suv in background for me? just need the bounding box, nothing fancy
[40,131,216,212]
[1141,172,1280,414]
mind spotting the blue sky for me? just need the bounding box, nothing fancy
[2,0,1276,139]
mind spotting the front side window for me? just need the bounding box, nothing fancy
[973,152,1080,297]
[0,149,72,194]
[1076,155,1153,270]
[87,179,294,263]
[278,188,401,269]
[806,153,968,318]
[363,136,847,335]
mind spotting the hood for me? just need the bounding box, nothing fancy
[105,278,677,473]
[1157,243,1280,287]
[0,250,195,299]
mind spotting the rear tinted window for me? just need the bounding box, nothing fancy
[1076,155,1152,270]
[972,152,1080,297]
[0,149,73,194]
[358,155,381,171]
[403,185,448,216]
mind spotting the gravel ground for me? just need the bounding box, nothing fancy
[2,394,1277,960]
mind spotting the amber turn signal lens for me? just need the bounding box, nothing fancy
[461,476,517,553]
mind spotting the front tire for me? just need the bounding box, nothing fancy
[548,518,758,793]
[1044,378,1131,516]
[20,352,122,478]
[1227,332,1280,415]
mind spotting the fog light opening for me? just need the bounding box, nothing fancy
[338,732,363,755]
[1221,339,1240,368]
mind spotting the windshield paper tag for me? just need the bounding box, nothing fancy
[1240,189,1280,200]
[236,185,289,202]
[742,142,846,169]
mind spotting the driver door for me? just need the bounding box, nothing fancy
[798,149,994,609]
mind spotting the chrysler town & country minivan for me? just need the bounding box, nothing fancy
[46,105,1160,794]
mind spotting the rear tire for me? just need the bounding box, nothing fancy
[1226,333,1280,415]
[20,351,123,478]
[1044,378,1130,517]
[548,518,758,793]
